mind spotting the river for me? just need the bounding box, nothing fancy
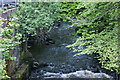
[28,22,115,80]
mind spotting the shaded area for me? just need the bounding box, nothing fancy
[28,22,115,79]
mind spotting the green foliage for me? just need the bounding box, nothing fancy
[0,2,60,78]
[59,2,84,21]
[0,17,22,79]
[0,3,60,78]
[64,2,120,74]
[16,2,60,39]
[0,59,10,79]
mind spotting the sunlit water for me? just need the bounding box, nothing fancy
[28,22,115,79]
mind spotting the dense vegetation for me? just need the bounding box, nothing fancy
[60,2,120,74]
[0,2,60,79]
[0,16,22,79]
[0,2,119,79]
[15,2,60,42]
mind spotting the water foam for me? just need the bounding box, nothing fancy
[44,70,112,79]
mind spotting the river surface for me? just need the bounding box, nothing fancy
[28,22,115,79]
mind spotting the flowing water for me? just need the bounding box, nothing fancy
[28,22,115,79]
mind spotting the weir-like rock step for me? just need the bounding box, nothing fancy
[44,70,112,79]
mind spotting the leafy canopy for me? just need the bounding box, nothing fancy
[16,2,60,38]
[59,2,120,74]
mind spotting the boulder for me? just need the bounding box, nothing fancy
[32,59,48,69]
[45,38,55,45]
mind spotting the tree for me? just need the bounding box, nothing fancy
[59,2,120,74]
